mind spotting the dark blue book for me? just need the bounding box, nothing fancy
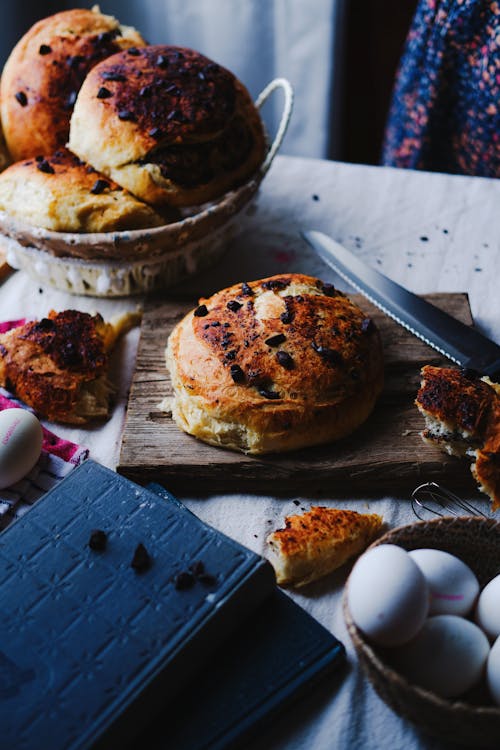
[0,462,346,750]
[0,461,275,750]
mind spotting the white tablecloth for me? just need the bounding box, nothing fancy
[2,155,499,750]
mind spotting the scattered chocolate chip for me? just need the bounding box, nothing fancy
[361,317,374,334]
[139,85,152,97]
[225,350,237,361]
[420,236,429,242]
[262,279,288,291]
[35,155,44,162]
[127,47,141,55]
[37,159,54,174]
[241,282,254,296]
[97,86,112,99]
[312,342,343,366]
[223,322,230,328]
[259,387,281,399]
[156,54,169,67]
[227,300,242,312]
[197,71,206,81]
[293,499,300,505]
[165,83,180,95]
[265,333,286,347]
[148,127,162,138]
[131,543,152,573]
[15,91,27,107]
[35,317,55,331]
[280,311,294,324]
[460,367,480,381]
[193,304,208,317]
[210,321,220,327]
[189,561,205,577]
[312,194,320,201]
[102,71,127,82]
[276,350,294,369]
[321,283,337,297]
[118,109,135,121]
[230,364,245,383]
[90,179,110,194]
[39,44,52,55]
[174,571,195,590]
[88,529,107,551]
[97,31,115,43]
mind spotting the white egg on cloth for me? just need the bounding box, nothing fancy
[475,573,500,641]
[347,544,429,647]
[390,614,490,698]
[409,548,480,616]
[0,408,43,489]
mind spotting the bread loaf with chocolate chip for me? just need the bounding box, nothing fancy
[68,45,267,208]
[165,273,384,454]
[0,7,145,161]
[416,365,500,509]
[0,148,165,232]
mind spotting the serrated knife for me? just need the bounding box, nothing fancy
[302,229,500,381]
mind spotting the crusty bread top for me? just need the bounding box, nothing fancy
[416,365,495,437]
[0,147,166,232]
[0,310,112,423]
[184,273,382,414]
[0,7,145,160]
[68,45,266,206]
[266,506,384,586]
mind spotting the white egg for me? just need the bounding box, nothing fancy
[347,544,429,647]
[391,615,490,698]
[0,408,43,489]
[486,635,500,705]
[409,548,479,616]
[475,573,500,641]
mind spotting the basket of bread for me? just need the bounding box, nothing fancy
[0,6,293,296]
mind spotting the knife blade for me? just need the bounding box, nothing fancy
[302,229,500,381]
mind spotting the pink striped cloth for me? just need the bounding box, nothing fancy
[0,319,89,528]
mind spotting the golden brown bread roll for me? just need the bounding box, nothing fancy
[165,273,384,454]
[0,308,140,424]
[415,365,500,509]
[68,45,267,208]
[0,147,165,232]
[0,7,145,161]
[266,506,384,587]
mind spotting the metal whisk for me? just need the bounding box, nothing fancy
[411,481,490,520]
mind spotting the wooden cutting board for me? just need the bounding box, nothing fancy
[118,293,478,497]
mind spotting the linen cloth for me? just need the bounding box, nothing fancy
[1,155,499,750]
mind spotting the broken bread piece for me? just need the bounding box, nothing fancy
[266,506,384,587]
[0,309,140,424]
[415,365,500,509]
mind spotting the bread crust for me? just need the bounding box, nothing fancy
[266,506,384,587]
[0,310,113,424]
[68,45,267,208]
[416,365,500,509]
[0,8,145,161]
[0,147,165,232]
[166,273,384,454]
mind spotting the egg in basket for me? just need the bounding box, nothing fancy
[0,7,292,296]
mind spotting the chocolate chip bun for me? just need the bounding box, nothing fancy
[0,148,165,232]
[0,7,145,161]
[68,45,267,209]
[165,273,384,454]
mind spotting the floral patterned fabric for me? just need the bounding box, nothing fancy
[382,0,500,177]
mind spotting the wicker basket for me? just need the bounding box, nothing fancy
[0,78,293,297]
[343,516,500,747]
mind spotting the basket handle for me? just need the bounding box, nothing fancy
[255,78,294,176]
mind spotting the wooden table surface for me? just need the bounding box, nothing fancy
[1,155,499,750]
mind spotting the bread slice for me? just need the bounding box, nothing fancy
[266,506,384,587]
[415,365,500,509]
[0,308,140,424]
